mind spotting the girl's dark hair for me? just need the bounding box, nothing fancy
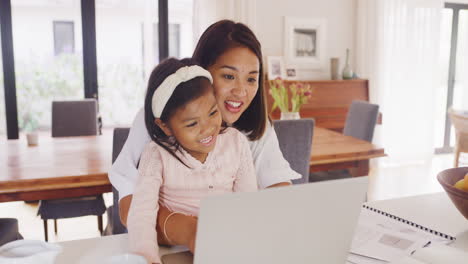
[192,20,267,141]
[144,58,213,166]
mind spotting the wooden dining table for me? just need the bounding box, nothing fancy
[310,127,386,176]
[0,131,113,202]
[0,127,385,203]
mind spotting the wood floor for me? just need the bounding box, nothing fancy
[0,153,465,243]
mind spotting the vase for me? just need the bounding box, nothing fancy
[280,112,301,120]
[342,48,354,80]
[330,57,340,80]
[26,132,38,146]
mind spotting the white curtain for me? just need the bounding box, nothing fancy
[357,0,444,164]
[192,0,257,45]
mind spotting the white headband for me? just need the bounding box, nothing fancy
[152,65,213,118]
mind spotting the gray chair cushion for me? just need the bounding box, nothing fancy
[309,170,351,182]
[0,218,23,246]
[273,119,315,184]
[103,127,130,235]
[37,196,106,219]
[52,99,98,137]
[343,100,379,142]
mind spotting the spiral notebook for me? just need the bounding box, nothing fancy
[362,205,456,241]
[348,205,455,263]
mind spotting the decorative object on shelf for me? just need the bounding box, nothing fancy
[266,56,286,80]
[342,48,354,80]
[269,78,313,120]
[285,65,298,80]
[330,57,340,80]
[280,112,301,120]
[284,17,327,70]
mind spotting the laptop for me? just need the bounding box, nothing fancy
[162,177,368,264]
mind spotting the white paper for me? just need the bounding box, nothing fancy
[349,208,451,262]
[346,253,388,264]
[389,243,468,264]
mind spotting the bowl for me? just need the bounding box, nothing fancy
[104,253,147,264]
[437,167,468,220]
[0,239,62,264]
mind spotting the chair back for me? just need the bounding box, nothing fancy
[109,127,130,235]
[343,100,379,142]
[0,218,23,246]
[273,119,314,184]
[51,99,98,137]
[449,109,468,153]
[449,109,468,134]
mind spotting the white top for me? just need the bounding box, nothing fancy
[109,108,301,201]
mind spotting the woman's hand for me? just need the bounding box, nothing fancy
[267,181,291,188]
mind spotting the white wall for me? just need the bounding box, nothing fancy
[254,0,357,80]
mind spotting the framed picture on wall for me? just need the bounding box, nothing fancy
[266,56,286,80]
[284,17,327,70]
[285,66,298,80]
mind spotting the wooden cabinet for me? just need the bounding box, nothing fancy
[265,79,379,132]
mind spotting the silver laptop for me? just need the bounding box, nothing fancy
[162,177,368,264]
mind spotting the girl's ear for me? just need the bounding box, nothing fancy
[155,118,172,136]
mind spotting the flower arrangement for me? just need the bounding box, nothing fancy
[269,77,313,113]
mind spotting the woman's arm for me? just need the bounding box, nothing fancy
[109,108,151,203]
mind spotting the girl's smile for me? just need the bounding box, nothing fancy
[157,86,222,163]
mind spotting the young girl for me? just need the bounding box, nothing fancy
[127,58,258,264]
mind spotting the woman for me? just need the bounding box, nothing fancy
[109,20,300,252]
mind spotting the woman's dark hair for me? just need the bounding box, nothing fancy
[192,20,267,141]
[144,58,213,166]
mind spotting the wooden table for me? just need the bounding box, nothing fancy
[0,133,113,202]
[310,127,386,176]
[0,128,385,202]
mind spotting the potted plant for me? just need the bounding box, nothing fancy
[22,112,39,146]
[269,77,313,120]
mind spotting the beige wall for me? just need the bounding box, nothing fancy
[254,0,357,80]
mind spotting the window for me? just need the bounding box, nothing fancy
[169,0,193,59]
[153,23,181,62]
[0,28,5,135]
[435,4,468,152]
[11,0,84,131]
[96,0,157,126]
[53,21,75,55]
[1,0,189,137]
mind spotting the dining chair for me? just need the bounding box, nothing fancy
[310,100,379,182]
[343,100,380,142]
[0,218,23,246]
[103,127,130,235]
[38,99,105,241]
[449,108,468,167]
[273,119,315,184]
[51,99,98,137]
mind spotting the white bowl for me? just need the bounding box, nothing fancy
[104,253,147,264]
[0,240,62,264]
